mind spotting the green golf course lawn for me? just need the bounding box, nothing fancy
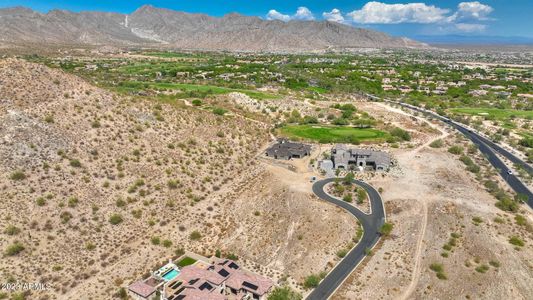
[279,125,389,144]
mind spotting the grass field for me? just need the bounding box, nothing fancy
[177,257,197,267]
[450,108,533,120]
[117,81,278,100]
[279,125,389,144]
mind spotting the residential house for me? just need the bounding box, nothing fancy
[321,144,391,172]
[265,139,311,160]
[163,258,273,300]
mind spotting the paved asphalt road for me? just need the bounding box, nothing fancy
[306,178,385,300]
[450,122,533,208]
[389,101,533,209]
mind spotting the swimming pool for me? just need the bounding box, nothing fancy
[162,269,179,281]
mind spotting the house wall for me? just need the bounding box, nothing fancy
[128,291,152,300]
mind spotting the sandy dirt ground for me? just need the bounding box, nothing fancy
[0,59,360,299]
[1,59,531,300]
[332,101,533,300]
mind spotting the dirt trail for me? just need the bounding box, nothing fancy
[379,101,448,300]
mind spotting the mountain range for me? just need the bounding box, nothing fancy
[0,5,426,51]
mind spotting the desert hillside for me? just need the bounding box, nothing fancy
[0,59,357,299]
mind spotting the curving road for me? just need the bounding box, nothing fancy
[307,178,385,300]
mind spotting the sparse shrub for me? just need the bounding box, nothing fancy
[116,287,127,300]
[68,197,79,207]
[9,171,26,181]
[429,263,444,273]
[475,264,489,273]
[267,286,302,300]
[4,242,25,256]
[509,236,524,247]
[448,145,463,155]
[226,253,238,260]
[162,240,172,248]
[514,215,527,226]
[116,198,126,207]
[109,214,123,225]
[60,211,72,223]
[357,189,366,204]
[69,159,82,168]
[4,225,21,236]
[429,263,447,279]
[343,194,353,202]
[429,139,443,148]
[390,127,411,141]
[337,249,348,258]
[495,197,519,212]
[9,293,25,300]
[151,236,161,245]
[167,180,179,189]
[44,115,54,123]
[52,265,63,271]
[189,230,202,241]
[86,242,96,250]
[175,248,185,257]
[472,217,483,225]
[493,217,505,224]
[212,107,227,116]
[303,274,320,289]
[379,222,393,236]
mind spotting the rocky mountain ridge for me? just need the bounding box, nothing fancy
[0,5,426,51]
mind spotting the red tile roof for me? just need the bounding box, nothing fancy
[175,265,225,286]
[225,268,273,296]
[211,258,273,296]
[129,281,156,298]
[179,288,226,300]
[166,259,273,299]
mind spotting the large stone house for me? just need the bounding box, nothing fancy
[321,144,391,172]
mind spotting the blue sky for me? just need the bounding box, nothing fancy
[1,0,532,38]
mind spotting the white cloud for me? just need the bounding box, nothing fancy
[294,7,315,21]
[266,7,314,22]
[323,8,345,23]
[448,1,493,22]
[347,1,449,24]
[266,9,291,22]
[267,1,494,31]
[455,22,487,32]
